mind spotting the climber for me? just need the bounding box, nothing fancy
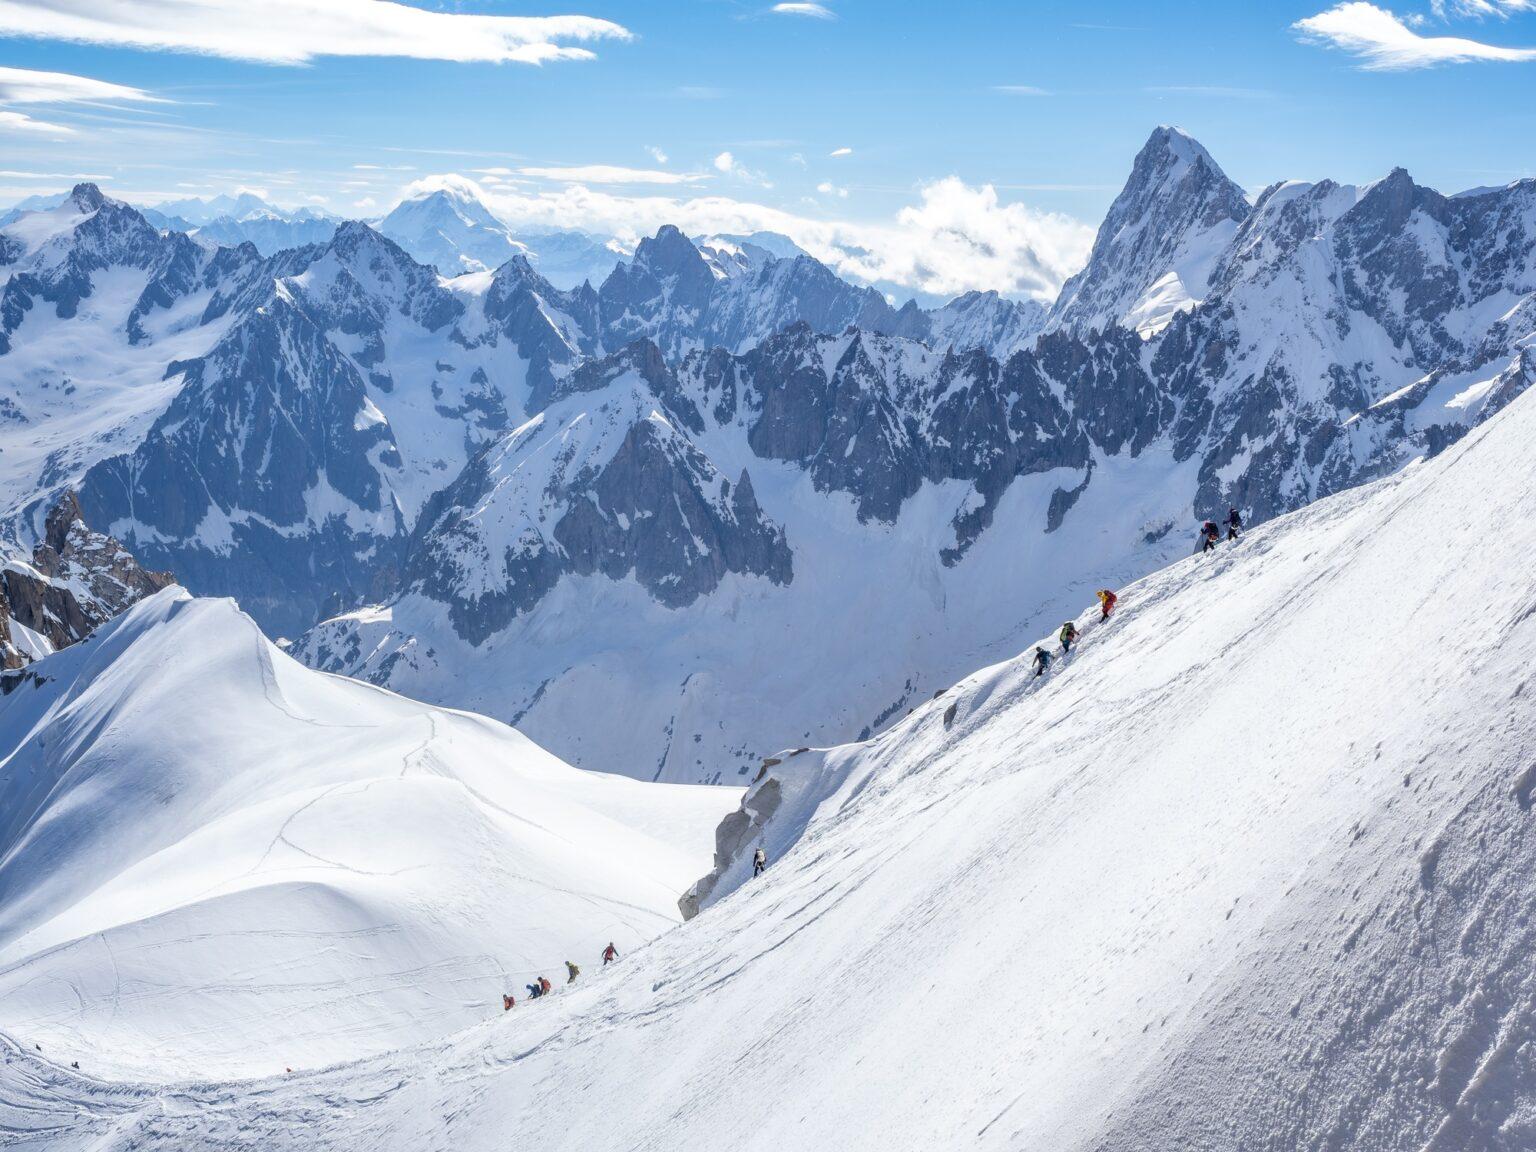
[538,975,553,996]
[566,960,580,985]
[502,994,515,1012]
[1198,520,1221,554]
[1227,506,1243,541]
[1096,589,1118,621]
[753,846,767,877]
[1059,621,1079,654]
[526,981,541,1000]
[1032,646,1051,678]
[602,942,619,966]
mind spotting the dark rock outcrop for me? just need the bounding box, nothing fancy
[0,492,174,667]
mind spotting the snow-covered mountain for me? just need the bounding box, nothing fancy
[140,193,340,255]
[153,192,288,226]
[507,225,631,291]
[6,127,1535,782]
[15,354,1536,1150]
[892,288,1048,360]
[296,131,1536,783]
[1049,125,1251,337]
[183,210,338,255]
[0,192,68,229]
[376,178,529,275]
[0,587,734,1080]
[0,185,295,527]
[595,223,902,360]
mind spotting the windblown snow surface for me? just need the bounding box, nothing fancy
[8,385,1536,1148]
[0,591,736,1082]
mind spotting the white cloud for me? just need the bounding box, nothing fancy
[829,146,853,157]
[0,168,106,178]
[401,171,1092,303]
[711,151,772,188]
[816,181,849,198]
[1294,2,1536,68]
[646,146,669,165]
[0,109,72,134]
[0,65,160,135]
[0,0,632,66]
[518,164,707,185]
[0,65,162,105]
[770,2,836,17]
[992,85,1052,95]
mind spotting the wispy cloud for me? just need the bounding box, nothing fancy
[0,168,108,179]
[770,2,836,18]
[518,164,708,185]
[0,65,162,135]
[646,145,669,165]
[0,65,163,105]
[1294,2,1536,68]
[992,85,1052,96]
[829,146,853,157]
[0,0,632,66]
[0,109,71,134]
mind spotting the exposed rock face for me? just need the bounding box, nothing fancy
[678,324,1128,558]
[679,772,783,920]
[0,492,173,668]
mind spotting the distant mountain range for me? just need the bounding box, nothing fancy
[1,127,1532,784]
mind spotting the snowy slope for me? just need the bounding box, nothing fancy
[13,325,1536,1151]
[0,589,736,1080]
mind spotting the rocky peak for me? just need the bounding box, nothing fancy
[68,182,107,213]
[1341,167,1449,248]
[1049,126,1251,338]
[327,219,392,260]
[634,224,710,278]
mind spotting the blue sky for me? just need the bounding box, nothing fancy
[1,0,1534,298]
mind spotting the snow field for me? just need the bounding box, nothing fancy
[0,591,738,1080]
